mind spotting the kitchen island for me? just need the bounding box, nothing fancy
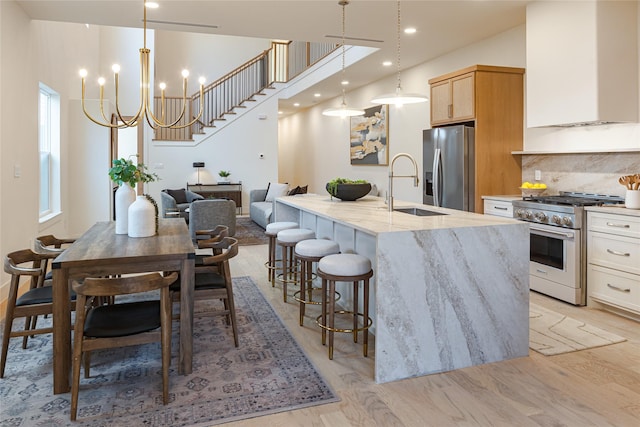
[274,194,530,384]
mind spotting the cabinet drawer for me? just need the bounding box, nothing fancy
[483,200,513,218]
[588,232,640,275]
[588,264,640,313]
[588,212,640,238]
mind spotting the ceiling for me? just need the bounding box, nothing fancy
[16,0,530,114]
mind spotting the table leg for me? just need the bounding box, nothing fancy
[52,268,71,394]
[179,258,195,375]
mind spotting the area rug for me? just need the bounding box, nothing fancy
[0,276,339,426]
[529,303,627,356]
[234,216,268,246]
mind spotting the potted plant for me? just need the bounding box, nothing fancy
[108,157,159,235]
[218,170,231,183]
[326,178,371,201]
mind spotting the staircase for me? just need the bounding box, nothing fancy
[153,40,337,142]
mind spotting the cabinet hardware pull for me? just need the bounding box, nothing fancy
[607,283,631,293]
[535,269,547,274]
[605,222,630,228]
[494,206,508,211]
[448,104,453,118]
[606,248,630,257]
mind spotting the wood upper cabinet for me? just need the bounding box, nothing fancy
[430,72,474,125]
[429,65,526,213]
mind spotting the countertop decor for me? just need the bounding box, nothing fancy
[326,178,371,201]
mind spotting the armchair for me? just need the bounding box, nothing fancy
[160,189,204,220]
[188,199,237,239]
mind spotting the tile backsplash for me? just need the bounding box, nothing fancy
[522,152,640,197]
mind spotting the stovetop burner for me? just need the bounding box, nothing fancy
[522,191,625,207]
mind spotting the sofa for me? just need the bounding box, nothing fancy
[249,189,272,229]
[160,189,204,221]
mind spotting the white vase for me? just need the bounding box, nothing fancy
[625,190,640,209]
[128,196,156,237]
[115,183,136,234]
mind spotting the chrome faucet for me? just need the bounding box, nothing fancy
[388,153,420,212]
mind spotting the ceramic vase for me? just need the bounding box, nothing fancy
[128,196,156,237]
[115,183,136,234]
[625,190,640,209]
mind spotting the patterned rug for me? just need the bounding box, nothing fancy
[529,303,627,356]
[0,277,339,426]
[234,217,268,246]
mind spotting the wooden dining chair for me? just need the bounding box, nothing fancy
[34,234,76,280]
[1,249,76,378]
[194,225,229,268]
[170,237,240,347]
[69,271,177,421]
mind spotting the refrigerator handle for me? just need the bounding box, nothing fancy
[433,148,441,207]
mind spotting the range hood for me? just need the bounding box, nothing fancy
[526,1,638,128]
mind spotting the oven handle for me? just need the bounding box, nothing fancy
[529,226,575,240]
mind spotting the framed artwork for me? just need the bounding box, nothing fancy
[350,105,389,165]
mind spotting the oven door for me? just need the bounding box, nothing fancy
[529,223,581,302]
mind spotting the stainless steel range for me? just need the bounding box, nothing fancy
[512,191,625,305]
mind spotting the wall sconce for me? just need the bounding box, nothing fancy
[193,162,205,185]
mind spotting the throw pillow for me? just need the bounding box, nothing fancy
[298,185,308,194]
[265,183,289,201]
[287,186,300,196]
[166,188,188,204]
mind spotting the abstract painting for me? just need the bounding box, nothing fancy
[350,105,389,165]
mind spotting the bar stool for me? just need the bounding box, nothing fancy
[264,222,298,286]
[316,253,373,360]
[293,239,341,326]
[276,228,315,302]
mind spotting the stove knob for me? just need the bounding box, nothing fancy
[551,215,562,225]
[525,211,533,220]
[534,212,547,222]
[515,208,525,218]
[561,217,573,227]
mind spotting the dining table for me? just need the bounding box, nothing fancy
[51,219,195,394]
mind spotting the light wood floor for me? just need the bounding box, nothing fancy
[228,244,640,427]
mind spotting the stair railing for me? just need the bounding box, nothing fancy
[154,40,337,141]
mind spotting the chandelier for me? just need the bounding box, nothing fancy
[371,0,428,106]
[322,0,364,118]
[78,0,205,129]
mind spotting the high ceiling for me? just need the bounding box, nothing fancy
[16,0,530,113]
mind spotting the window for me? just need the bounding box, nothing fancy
[39,83,61,221]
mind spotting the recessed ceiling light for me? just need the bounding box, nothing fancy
[382,61,393,67]
[145,2,159,9]
[341,80,349,86]
[314,93,321,97]
[293,103,300,107]
[404,27,416,34]
[278,111,283,115]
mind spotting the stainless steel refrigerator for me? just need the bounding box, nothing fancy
[423,125,475,211]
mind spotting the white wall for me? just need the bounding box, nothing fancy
[278,26,527,203]
[155,31,271,96]
[146,96,281,210]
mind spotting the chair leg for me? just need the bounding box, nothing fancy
[71,298,88,421]
[0,317,13,378]
[328,280,336,360]
[84,351,92,378]
[227,286,239,348]
[353,280,359,344]
[363,278,370,357]
[299,259,306,326]
[161,288,171,405]
[22,316,32,349]
[321,277,327,346]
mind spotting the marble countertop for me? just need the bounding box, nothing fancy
[277,194,523,235]
[481,194,522,202]
[585,205,640,217]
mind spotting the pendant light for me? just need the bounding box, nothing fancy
[371,0,428,106]
[322,0,364,118]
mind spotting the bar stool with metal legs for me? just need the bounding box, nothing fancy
[276,228,315,302]
[316,253,373,360]
[264,222,298,286]
[293,239,340,326]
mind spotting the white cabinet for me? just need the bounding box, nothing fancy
[482,196,519,218]
[587,211,640,318]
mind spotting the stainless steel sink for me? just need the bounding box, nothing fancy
[393,207,448,217]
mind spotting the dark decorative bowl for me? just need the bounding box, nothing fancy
[326,183,372,201]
